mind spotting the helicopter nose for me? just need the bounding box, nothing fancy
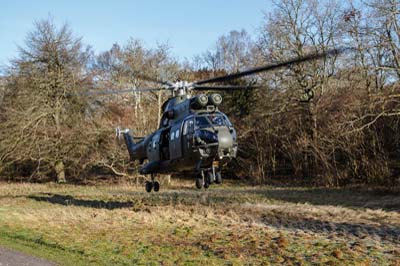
[217,128,233,149]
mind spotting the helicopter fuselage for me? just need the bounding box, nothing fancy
[121,93,237,185]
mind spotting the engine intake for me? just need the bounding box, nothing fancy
[208,93,222,106]
[191,94,208,109]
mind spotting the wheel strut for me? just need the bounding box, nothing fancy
[145,174,160,193]
[195,171,204,189]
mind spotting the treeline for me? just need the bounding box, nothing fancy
[0,0,399,186]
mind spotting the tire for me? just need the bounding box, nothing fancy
[215,171,222,184]
[195,178,203,189]
[145,181,153,193]
[153,181,160,192]
[207,171,214,184]
[204,181,209,189]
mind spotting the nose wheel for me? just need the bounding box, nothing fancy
[145,174,160,193]
[195,177,203,189]
[195,169,222,189]
[215,171,222,184]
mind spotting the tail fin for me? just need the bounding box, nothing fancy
[116,127,136,160]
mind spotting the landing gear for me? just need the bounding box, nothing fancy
[195,177,203,189]
[195,171,206,189]
[215,171,222,184]
[195,168,222,189]
[206,171,214,185]
[145,181,153,193]
[153,181,160,192]
[145,174,160,193]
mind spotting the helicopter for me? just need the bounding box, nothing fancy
[96,48,344,192]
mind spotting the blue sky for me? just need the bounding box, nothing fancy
[0,0,272,65]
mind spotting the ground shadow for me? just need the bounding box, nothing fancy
[71,186,400,211]
[28,194,134,210]
[27,191,223,210]
[260,212,400,244]
[247,187,400,212]
[26,190,400,243]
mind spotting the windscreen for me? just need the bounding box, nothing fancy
[195,116,210,128]
[195,114,229,128]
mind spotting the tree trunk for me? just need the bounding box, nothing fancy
[55,160,66,183]
[54,105,65,183]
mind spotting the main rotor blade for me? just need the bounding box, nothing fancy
[193,85,263,91]
[83,87,164,96]
[133,72,174,87]
[195,48,347,85]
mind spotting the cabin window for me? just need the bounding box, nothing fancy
[189,120,194,133]
[175,129,180,138]
[183,119,194,135]
[183,121,188,135]
[171,132,174,141]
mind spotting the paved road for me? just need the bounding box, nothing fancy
[0,247,56,266]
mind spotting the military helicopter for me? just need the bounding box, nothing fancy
[96,48,344,192]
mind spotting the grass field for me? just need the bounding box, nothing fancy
[0,180,399,265]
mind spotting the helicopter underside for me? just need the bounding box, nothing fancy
[140,158,228,192]
[139,147,233,176]
[138,143,236,192]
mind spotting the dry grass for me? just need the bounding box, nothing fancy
[0,182,399,265]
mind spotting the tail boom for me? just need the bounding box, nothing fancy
[116,128,149,162]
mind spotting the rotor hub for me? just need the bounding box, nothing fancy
[172,80,194,96]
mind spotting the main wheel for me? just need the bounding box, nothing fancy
[204,181,210,189]
[207,171,214,184]
[145,181,153,193]
[153,181,160,192]
[195,178,203,189]
[215,171,222,184]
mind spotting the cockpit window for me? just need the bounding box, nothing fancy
[222,115,233,127]
[208,114,225,126]
[195,116,210,128]
[195,114,229,128]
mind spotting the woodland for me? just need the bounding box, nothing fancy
[0,0,399,187]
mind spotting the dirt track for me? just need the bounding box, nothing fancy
[0,247,55,266]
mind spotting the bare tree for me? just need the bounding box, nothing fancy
[0,18,93,182]
[201,30,256,72]
[368,0,400,80]
[90,39,180,181]
[253,0,345,183]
